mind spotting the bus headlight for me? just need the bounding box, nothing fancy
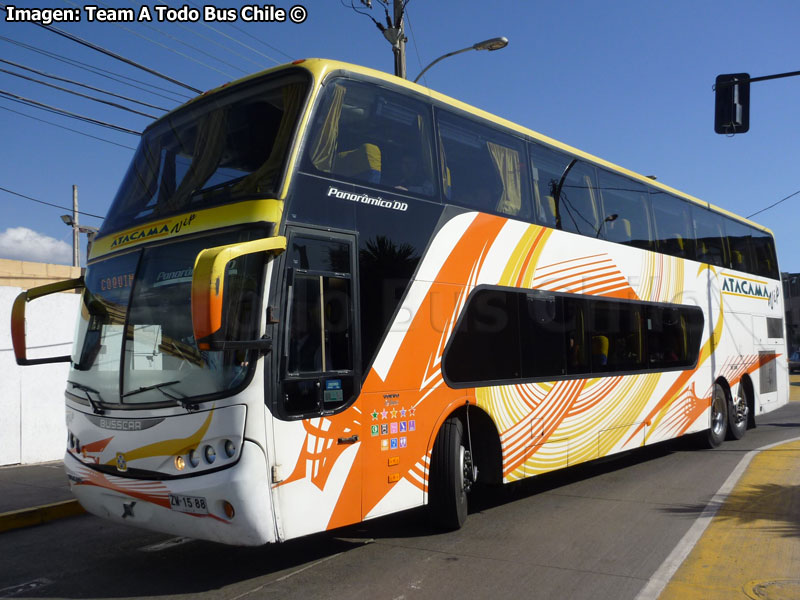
[203,445,216,464]
[188,449,200,468]
[175,455,186,471]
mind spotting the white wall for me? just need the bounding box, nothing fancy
[0,287,80,466]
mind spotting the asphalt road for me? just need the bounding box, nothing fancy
[1,386,799,600]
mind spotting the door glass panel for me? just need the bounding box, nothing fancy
[283,234,357,417]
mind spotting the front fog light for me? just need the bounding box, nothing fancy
[175,455,186,471]
[224,440,236,458]
[204,445,216,464]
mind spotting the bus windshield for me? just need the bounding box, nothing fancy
[100,72,308,235]
[69,229,267,407]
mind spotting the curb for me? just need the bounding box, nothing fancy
[0,500,85,534]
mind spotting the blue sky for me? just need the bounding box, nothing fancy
[1,0,798,271]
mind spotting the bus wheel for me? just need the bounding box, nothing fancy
[705,383,729,448]
[727,383,749,440]
[429,416,470,530]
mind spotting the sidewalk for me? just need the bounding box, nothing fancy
[0,460,84,533]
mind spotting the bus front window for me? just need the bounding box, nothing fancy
[69,230,267,408]
[100,73,308,236]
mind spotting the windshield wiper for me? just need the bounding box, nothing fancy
[122,380,198,412]
[68,380,106,415]
[122,380,181,398]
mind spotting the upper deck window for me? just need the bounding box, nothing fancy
[100,72,309,235]
[437,110,531,218]
[301,78,437,198]
[596,170,653,251]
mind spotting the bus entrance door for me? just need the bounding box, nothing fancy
[269,228,363,541]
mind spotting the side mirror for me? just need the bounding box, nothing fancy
[11,277,85,366]
[191,236,287,350]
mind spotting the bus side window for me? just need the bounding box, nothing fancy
[651,192,696,261]
[751,228,779,279]
[563,297,589,375]
[529,142,571,229]
[437,111,531,219]
[693,207,729,267]
[304,79,436,196]
[558,161,600,237]
[596,170,653,251]
[724,218,754,273]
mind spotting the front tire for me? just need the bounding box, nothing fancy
[705,383,729,448]
[428,416,470,530]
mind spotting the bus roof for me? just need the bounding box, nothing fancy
[158,58,773,236]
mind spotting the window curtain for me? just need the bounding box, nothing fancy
[487,141,522,215]
[417,113,434,185]
[165,108,228,212]
[235,82,306,194]
[308,83,347,173]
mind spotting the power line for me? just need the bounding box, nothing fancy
[403,4,427,86]
[0,4,202,94]
[128,0,277,71]
[89,0,255,76]
[185,2,285,67]
[229,25,295,63]
[0,102,137,150]
[747,189,800,219]
[0,58,169,111]
[0,34,191,102]
[0,66,159,119]
[0,89,142,135]
[60,0,242,80]
[0,186,105,219]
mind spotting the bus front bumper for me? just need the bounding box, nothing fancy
[64,440,277,546]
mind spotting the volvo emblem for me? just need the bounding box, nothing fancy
[116,452,128,472]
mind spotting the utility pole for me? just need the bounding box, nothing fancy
[356,0,406,78]
[72,185,79,268]
[390,0,406,79]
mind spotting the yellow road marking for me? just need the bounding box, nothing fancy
[658,439,800,599]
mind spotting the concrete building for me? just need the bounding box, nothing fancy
[0,259,82,466]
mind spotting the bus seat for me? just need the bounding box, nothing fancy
[626,330,643,363]
[732,250,744,269]
[334,143,382,184]
[543,195,557,223]
[697,240,708,262]
[591,335,609,367]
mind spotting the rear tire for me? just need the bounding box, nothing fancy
[428,416,469,530]
[704,383,729,448]
[727,383,748,440]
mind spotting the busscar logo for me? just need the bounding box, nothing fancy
[326,187,408,212]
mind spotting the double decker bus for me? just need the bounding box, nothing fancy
[12,59,788,545]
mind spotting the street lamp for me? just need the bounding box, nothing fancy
[61,214,99,267]
[413,36,509,83]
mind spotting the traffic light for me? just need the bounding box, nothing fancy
[714,73,750,134]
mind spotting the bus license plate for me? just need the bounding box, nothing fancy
[169,494,208,515]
